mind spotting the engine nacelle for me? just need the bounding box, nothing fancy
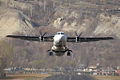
[75,36,79,42]
[39,36,44,42]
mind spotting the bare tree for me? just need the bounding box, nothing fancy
[0,40,13,78]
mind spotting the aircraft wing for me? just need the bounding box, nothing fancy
[67,37,114,42]
[6,35,53,42]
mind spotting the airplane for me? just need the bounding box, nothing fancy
[6,31,114,56]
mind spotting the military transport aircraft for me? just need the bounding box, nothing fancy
[6,32,113,56]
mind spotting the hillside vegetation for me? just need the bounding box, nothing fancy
[0,0,120,68]
[0,40,13,78]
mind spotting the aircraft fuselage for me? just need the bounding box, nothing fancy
[50,32,70,56]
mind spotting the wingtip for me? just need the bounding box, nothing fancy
[6,35,15,37]
[108,37,114,40]
[6,35,10,37]
[6,35,9,37]
[110,37,114,39]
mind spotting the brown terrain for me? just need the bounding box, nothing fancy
[0,0,120,79]
[4,73,51,80]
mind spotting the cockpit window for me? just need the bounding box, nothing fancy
[57,32,64,35]
[57,33,60,35]
[61,32,64,34]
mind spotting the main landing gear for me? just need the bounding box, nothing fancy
[66,49,72,56]
[48,51,53,56]
[47,50,54,56]
[49,51,54,56]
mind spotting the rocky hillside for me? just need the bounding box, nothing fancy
[94,14,120,38]
[0,7,34,39]
[0,0,120,37]
[0,0,120,68]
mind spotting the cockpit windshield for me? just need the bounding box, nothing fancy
[57,32,64,35]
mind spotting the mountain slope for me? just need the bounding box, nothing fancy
[0,0,120,67]
[0,7,34,39]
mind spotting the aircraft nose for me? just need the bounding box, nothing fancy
[54,35,66,44]
[59,35,64,41]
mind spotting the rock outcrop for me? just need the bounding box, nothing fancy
[0,7,34,39]
[94,14,120,38]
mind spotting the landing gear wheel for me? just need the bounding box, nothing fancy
[49,51,53,56]
[67,51,71,56]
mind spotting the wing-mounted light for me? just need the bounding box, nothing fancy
[75,32,82,42]
[39,31,47,42]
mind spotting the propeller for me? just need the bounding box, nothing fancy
[75,31,82,37]
[39,31,47,41]
[39,31,47,36]
[75,31,82,42]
